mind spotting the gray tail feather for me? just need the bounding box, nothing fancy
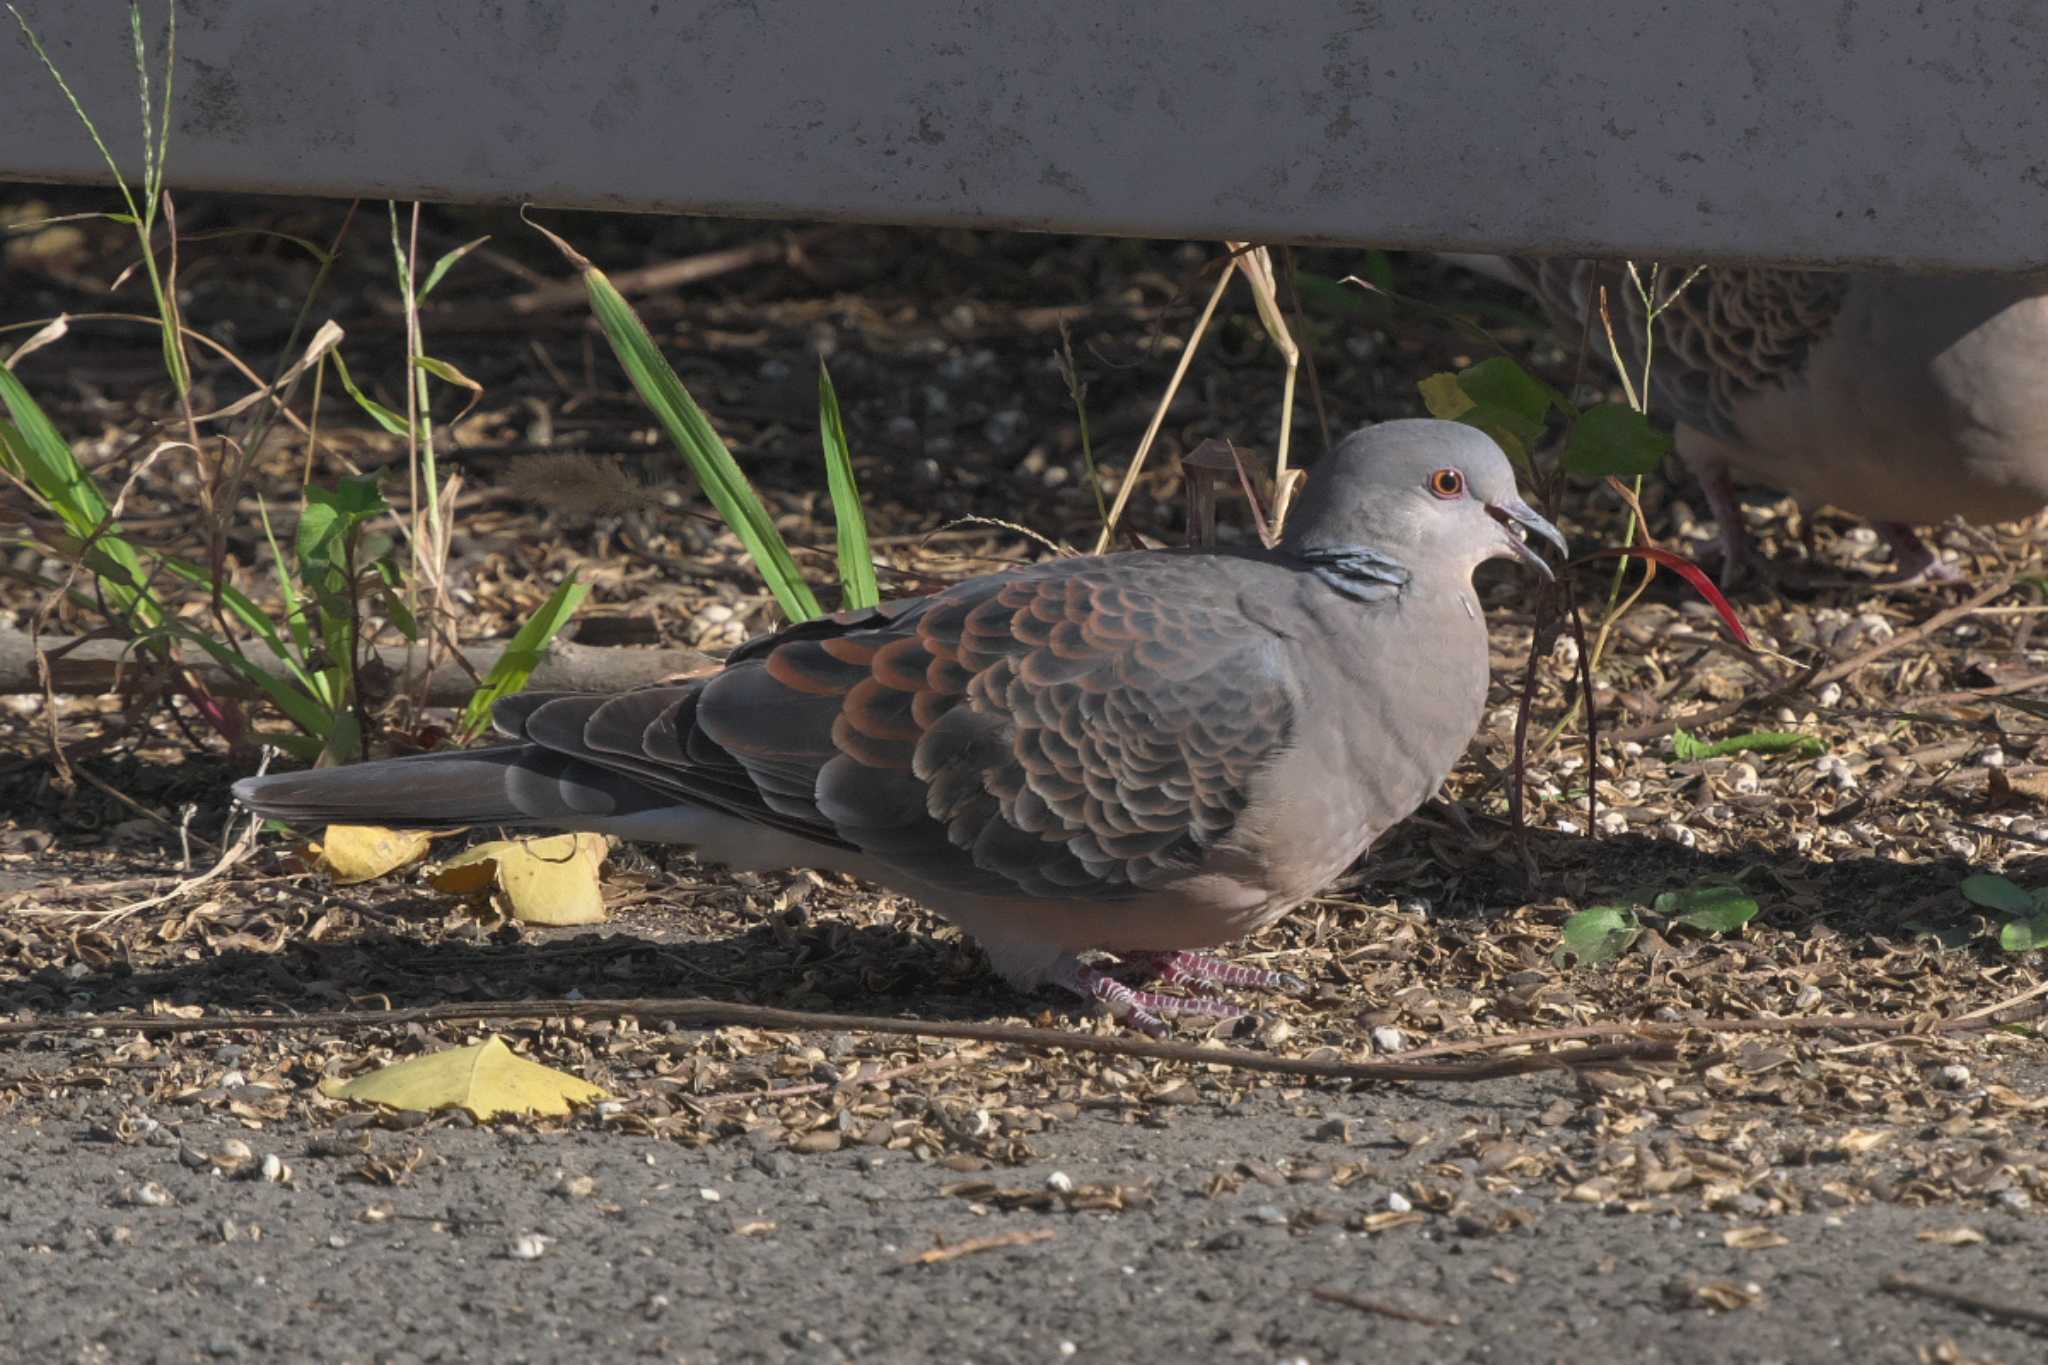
[232,745,666,830]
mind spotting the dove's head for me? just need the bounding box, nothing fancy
[1280,419,1566,581]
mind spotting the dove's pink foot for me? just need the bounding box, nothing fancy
[1875,522,1963,584]
[1114,950,1310,997]
[1051,957,1247,1036]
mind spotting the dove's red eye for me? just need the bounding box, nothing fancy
[1427,468,1466,499]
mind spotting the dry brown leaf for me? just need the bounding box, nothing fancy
[1693,1280,1766,1311]
[1915,1226,1986,1246]
[1836,1128,1894,1155]
[315,825,435,884]
[1722,1226,1790,1250]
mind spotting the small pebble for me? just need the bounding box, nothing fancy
[1728,762,1760,795]
[752,1150,799,1180]
[550,1172,597,1200]
[506,1233,553,1261]
[1386,1191,1413,1213]
[1817,682,1843,707]
[697,1187,721,1203]
[1046,1171,1075,1195]
[1249,1204,1288,1226]
[1371,1027,1407,1054]
[1936,1064,1973,1090]
[126,1182,174,1208]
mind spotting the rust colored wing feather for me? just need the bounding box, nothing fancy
[495,554,1296,900]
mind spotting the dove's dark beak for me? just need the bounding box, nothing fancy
[1486,497,1567,580]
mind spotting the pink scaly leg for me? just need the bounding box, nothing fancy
[1050,956,1247,1037]
[1113,950,1309,997]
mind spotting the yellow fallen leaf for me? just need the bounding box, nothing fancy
[426,832,609,924]
[315,825,434,884]
[320,1035,607,1119]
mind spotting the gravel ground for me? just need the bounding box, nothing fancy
[4,1078,2045,1365]
[4,190,2046,1363]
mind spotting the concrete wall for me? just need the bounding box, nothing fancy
[4,1,2045,270]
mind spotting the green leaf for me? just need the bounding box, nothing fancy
[371,556,420,641]
[1456,356,1558,426]
[1417,357,1563,475]
[818,360,879,611]
[1961,873,2036,917]
[1417,372,1475,421]
[1553,906,1640,968]
[1670,728,1826,761]
[1998,915,2048,953]
[296,475,386,570]
[529,220,820,623]
[329,350,414,439]
[1653,884,1760,934]
[1562,402,1674,477]
[460,576,592,740]
[1903,919,1977,953]
[418,235,490,300]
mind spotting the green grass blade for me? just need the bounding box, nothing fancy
[0,364,162,628]
[255,494,317,665]
[459,576,591,740]
[6,5,147,226]
[157,549,327,704]
[418,235,490,300]
[817,360,878,610]
[329,349,414,438]
[528,219,820,622]
[148,619,333,739]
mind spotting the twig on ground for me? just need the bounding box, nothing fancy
[0,630,715,703]
[1310,1286,1460,1328]
[906,1228,1055,1265]
[489,229,835,317]
[1389,988,2045,1062]
[0,996,1677,1085]
[1880,1273,2048,1332]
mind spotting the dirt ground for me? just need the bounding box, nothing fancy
[3,189,2045,1363]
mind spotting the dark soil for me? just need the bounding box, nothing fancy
[3,188,2044,1363]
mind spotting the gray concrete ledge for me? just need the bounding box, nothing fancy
[4,1,2045,270]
